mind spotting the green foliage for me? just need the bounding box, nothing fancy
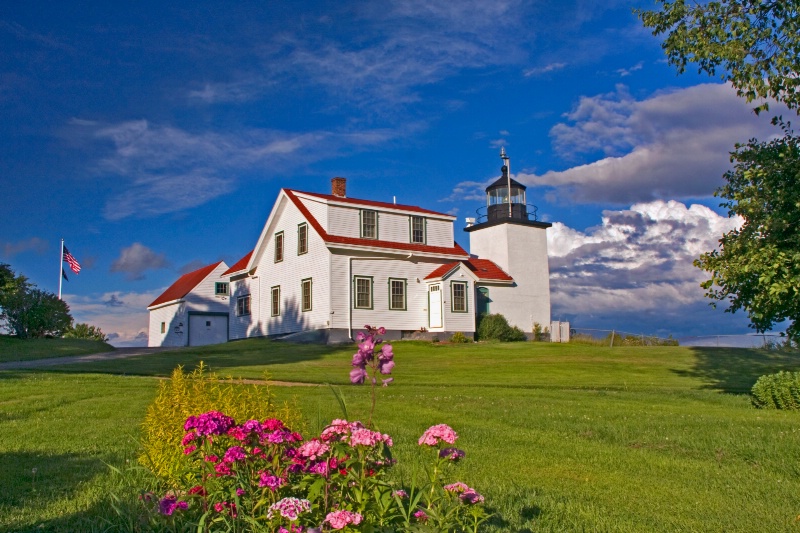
[138,362,302,486]
[694,125,800,341]
[637,0,800,114]
[751,370,800,409]
[64,322,109,342]
[0,336,113,363]
[0,262,72,338]
[449,331,470,343]
[532,322,550,341]
[476,313,526,342]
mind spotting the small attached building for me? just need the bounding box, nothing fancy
[147,261,230,347]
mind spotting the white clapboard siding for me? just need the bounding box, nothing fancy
[300,196,328,230]
[229,277,255,340]
[148,303,186,347]
[329,253,469,332]
[441,279,475,333]
[250,196,332,336]
[425,218,455,248]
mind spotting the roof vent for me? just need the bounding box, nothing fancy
[331,177,346,198]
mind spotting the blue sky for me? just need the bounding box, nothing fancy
[1,1,783,345]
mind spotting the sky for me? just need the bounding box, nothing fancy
[0,1,785,346]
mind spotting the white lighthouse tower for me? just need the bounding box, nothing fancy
[465,149,552,335]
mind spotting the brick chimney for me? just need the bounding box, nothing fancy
[331,177,346,198]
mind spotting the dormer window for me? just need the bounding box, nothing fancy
[360,210,378,239]
[410,215,426,244]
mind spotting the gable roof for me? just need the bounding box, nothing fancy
[293,190,455,219]
[148,261,225,308]
[222,250,253,276]
[284,189,468,258]
[424,257,513,282]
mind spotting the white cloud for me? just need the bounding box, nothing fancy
[523,62,567,77]
[64,289,160,347]
[79,119,401,219]
[548,200,746,335]
[110,243,170,281]
[516,83,788,204]
[616,61,643,77]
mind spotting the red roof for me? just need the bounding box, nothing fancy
[424,258,513,282]
[285,189,468,257]
[148,261,224,308]
[222,250,253,276]
[293,190,455,218]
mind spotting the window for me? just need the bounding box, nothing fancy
[477,287,490,316]
[301,278,312,312]
[215,282,229,296]
[410,216,426,244]
[451,281,468,313]
[205,320,211,327]
[271,286,280,316]
[274,231,284,263]
[160,322,165,334]
[237,295,251,316]
[389,278,406,310]
[297,223,308,255]
[360,210,378,239]
[353,276,373,309]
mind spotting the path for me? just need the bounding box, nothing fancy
[0,347,180,370]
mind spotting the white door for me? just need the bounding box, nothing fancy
[429,285,443,329]
[189,314,228,346]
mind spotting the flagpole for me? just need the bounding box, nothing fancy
[58,238,64,300]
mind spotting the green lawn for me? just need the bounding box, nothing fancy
[0,336,114,363]
[2,340,800,532]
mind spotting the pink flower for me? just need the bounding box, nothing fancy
[184,411,235,436]
[298,439,330,460]
[325,510,363,530]
[377,326,386,335]
[444,482,471,494]
[158,494,188,515]
[183,444,197,455]
[236,488,246,496]
[267,497,311,521]
[349,367,367,384]
[393,490,408,498]
[181,432,197,446]
[349,428,393,447]
[258,471,285,490]
[227,426,247,440]
[418,424,458,446]
[460,490,485,504]
[223,446,247,463]
[413,510,429,522]
[262,418,286,431]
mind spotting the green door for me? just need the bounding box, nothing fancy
[477,287,490,317]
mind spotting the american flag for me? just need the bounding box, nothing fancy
[63,246,81,274]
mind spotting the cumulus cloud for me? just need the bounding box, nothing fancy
[548,200,748,335]
[515,83,788,204]
[110,243,169,281]
[1,237,48,258]
[64,289,160,347]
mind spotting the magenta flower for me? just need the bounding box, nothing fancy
[184,411,235,436]
[460,490,485,504]
[223,446,247,463]
[350,367,367,384]
[325,510,363,530]
[183,444,197,455]
[355,331,367,342]
[444,482,471,494]
[378,359,395,375]
[258,471,286,490]
[377,326,386,335]
[181,432,196,446]
[158,494,188,515]
[419,424,458,446]
[298,439,330,460]
[379,343,393,359]
[349,428,393,447]
[439,447,466,461]
[413,510,429,522]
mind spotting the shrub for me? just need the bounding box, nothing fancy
[751,370,800,410]
[138,362,302,485]
[532,322,550,342]
[64,322,108,341]
[450,331,470,343]
[476,313,526,342]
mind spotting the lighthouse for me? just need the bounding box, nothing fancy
[465,149,552,335]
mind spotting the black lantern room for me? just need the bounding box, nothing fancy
[486,161,528,222]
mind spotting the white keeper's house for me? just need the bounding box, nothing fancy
[148,153,554,346]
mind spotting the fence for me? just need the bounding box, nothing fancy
[570,328,785,348]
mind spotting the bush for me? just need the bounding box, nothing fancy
[476,313,526,342]
[138,362,302,485]
[450,331,470,343]
[532,322,550,342]
[751,371,800,410]
[64,322,108,341]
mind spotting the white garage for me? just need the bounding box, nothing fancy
[188,312,229,347]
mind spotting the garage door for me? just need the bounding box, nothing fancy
[188,314,228,346]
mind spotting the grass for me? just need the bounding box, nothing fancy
[2,339,800,531]
[0,336,114,363]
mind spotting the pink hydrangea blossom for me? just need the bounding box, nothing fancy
[325,510,363,530]
[418,424,458,446]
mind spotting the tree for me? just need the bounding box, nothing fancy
[637,0,800,114]
[639,1,800,340]
[694,125,800,341]
[64,322,109,342]
[0,263,73,339]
